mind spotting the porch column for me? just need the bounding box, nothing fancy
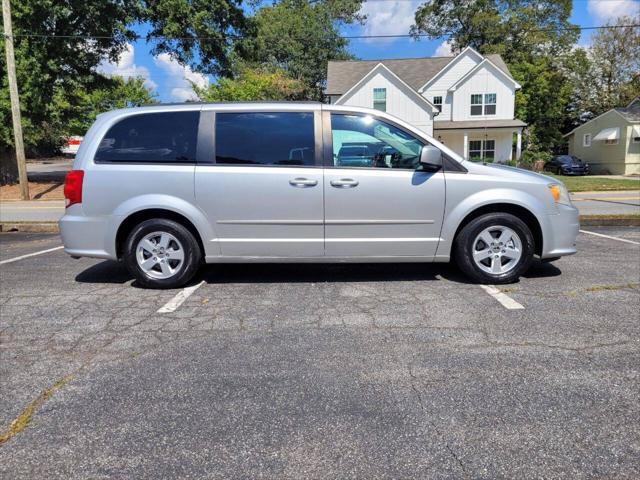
[463,131,469,160]
[516,129,522,161]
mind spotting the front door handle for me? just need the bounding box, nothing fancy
[289,177,318,187]
[330,178,359,188]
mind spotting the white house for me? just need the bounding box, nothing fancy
[326,47,526,163]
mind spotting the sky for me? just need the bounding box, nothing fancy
[98,0,640,102]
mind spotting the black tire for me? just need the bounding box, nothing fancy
[454,212,535,284]
[123,218,202,289]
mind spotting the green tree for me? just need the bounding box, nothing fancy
[141,0,248,77]
[239,0,364,100]
[1,0,250,184]
[194,65,305,101]
[1,0,140,182]
[411,0,579,152]
[571,16,640,121]
[63,76,157,136]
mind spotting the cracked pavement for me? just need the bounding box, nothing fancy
[0,228,639,478]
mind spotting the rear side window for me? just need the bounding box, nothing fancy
[215,112,315,166]
[95,111,199,164]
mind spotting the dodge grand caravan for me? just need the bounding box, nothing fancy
[60,102,579,289]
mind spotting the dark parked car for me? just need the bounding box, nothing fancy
[544,155,590,176]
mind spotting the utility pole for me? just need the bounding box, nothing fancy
[2,0,29,200]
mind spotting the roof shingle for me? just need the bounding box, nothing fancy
[326,54,513,95]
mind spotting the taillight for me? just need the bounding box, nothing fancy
[64,170,84,208]
[68,138,81,146]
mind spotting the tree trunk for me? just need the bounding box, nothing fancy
[0,146,19,185]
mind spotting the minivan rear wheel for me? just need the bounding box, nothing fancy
[123,218,201,289]
[454,213,534,284]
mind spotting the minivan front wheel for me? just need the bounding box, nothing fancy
[454,213,534,284]
[124,218,202,289]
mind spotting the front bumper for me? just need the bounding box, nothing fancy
[540,203,580,258]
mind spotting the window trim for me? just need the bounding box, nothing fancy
[469,93,496,117]
[93,110,201,166]
[433,96,443,112]
[203,110,323,168]
[468,138,496,162]
[373,87,387,111]
[483,93,496,115]
[583,133,591,147]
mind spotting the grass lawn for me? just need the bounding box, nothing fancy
[541,173,640,192]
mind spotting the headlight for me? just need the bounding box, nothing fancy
[548,183,572,206]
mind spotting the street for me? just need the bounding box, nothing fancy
[0,228,639,478]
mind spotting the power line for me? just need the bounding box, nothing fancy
[2,23,638,41]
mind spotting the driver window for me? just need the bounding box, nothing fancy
[330,113,424,169]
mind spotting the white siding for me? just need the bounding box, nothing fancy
[425,90,453,121]
[422,51,482,122]
[338,69,434,134]
[422,52,481,92]
[451,64,515,121]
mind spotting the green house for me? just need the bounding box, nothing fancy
[564,98,640,176]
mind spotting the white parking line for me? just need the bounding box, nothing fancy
[479,285,525,310]
[0,246,64,265]
[579,230,640,245]
[158,281,205,313]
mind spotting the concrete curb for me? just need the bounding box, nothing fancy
[2,216,638,234]
[0,222,60,233]
[579,216,640,226]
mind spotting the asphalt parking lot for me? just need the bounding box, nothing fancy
[1,228,639,478]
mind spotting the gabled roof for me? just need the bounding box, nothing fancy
[335,63,438,113]
[616,97,640,122]
[326,53,513,96]
[564,98,640,137]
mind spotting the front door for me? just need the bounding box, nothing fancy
[195,110,324,257]
[323,112,445,258]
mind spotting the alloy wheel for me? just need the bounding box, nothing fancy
[472,226,523,275]
[136,231,185,279]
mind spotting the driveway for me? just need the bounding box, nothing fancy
[0,229,639,478]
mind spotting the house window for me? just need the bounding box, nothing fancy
[583,134,591,147]
[633,135,640,143]
[468,139,495,162]
[604,139,618,145]
[484,94,496,115]
[470,94,483,116]
[433,96,442,112]
[470,93,496,116]
[373,88,386,111]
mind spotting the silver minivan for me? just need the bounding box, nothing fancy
[60,102,579,288]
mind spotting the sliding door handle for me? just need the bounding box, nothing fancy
[289,178,318,187]
[330,178,359,188]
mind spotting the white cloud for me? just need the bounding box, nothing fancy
[587,0,639,23]
[97,43,157,91]
[433,40,453,57]
[154,53,209,102]
[359,0,421,43]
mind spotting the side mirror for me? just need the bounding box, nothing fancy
[420,145,442,169]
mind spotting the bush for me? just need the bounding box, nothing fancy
[518,150,551,170]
